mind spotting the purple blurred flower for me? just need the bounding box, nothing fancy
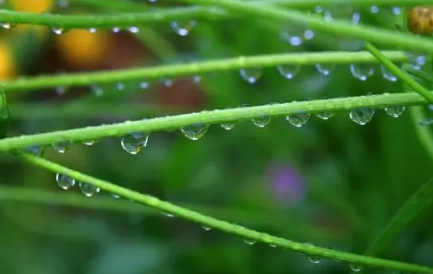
[266,162,306,205]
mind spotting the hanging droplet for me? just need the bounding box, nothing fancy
[252,116,271,128]
[52,27,68,35]
[307,255,322,264]
[164,212,174,218]
[349,264,363,272]
[202,225,212,231]
[128,26,140,33]
[315,64,334,76]
[1,22,17,29]
[280,27,315,46]
[316,112,335,120]
[370,6,379,13]
[381,65,397,82]
[243,238,257,245]
[88,27,97,33]
[407,53,427,70]
[171,20,197,36]
[277,65,301,79]
[221,122,236,131]
[391,6,401,15]
[55,86,67,95]
[120,132,149,155]
[385,106,405,118]
[192,75,201,83]
[240,68,263,84]
[112,26,121,33]
[55,173,75,190]
[78,182,100,197]
[52,141,71,153]
[82,140,98,146]
[181,124,209,140]
[286,113,310,127]
[110,193,121,199]
[269,244,277,248]
[24,145,45,157]
[116,82,125,91]
[349,108,375,125]
[140,81,149,89]
[162,78,173,87]
[350,64,374,81]
[91,85,104,96]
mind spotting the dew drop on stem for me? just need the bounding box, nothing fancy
[243,238,257,245]
[52,141,72,153]
[120,132,149,155]
[252,116,271,128]
[277,65,301,79]
[112,27,121,33]
[171,20,197,36]
[286,113,310,127]
[221,122,236,131]
[181,124,209,140]
[315,112,335,120]
[420,119,433,126]
[349,264,363,272]
[88,27,97,33]
[384,106,405,118]
[381,65,397,82]
[350,64,374,81]
[78,182,100,197]
[315,64,334,76]
[91,85,104,97]
[52,27,68,35]
[0,22,17,30]
[369,6,379,13]
[55,173,75,190]
[202,225,212,231]
[82,140,99,146]
[55,86,67,95]
[349,108,375,125]
[128,26,140,33]
[240,68,263,84]
[24,145,45,157]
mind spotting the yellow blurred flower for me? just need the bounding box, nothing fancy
[12,0,53,38]
[0,42,16,79]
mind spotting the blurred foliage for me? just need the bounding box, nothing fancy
[0,0,432,274]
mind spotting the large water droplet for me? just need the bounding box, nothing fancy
[56,173,75,190]
[286,113,310,127]
[243,238,257,245]
[120,132,149,155]
[277,65,301,79]
[181,124,209,140]
[128,26,140,33]
[240,68,263,84]
[349,108,375,125]
[381,65,397,82]
[112,26,121,33]
[316,111,336,120]
[350,64,374,81]
[1,22,17,29]
[315,64,334,76]
[252,116,271,128]
[52,141,71,153]
[171,20,197,36]
[78,182,100,197]
[221,122,236,130]
[385,106,405,118]
[24,145,45,157]
[349,264,363,272]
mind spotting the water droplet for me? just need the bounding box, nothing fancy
[181,124,209,140]
[277,65,301,79]
[24,145,45,157]
[55,86,67,95]
[391,6,401,15]
[240,68,263,84]
[128,26,140,33]
[202,225,212,231]
[269,244,277,248]
[385,106,405,118]
[316,112,335,120]
[280,28,315,46]
[82,140,98,146]
[315,64,334,76]
[370,6,379,13]
[323,8,364,50]
[221,122,235,130]
[349,264,363,272]
[243,238,257,245]
[171,20,197,36]
[162,78,173,87]
[349,108,375,125]
[112,26,121,33]
[350,64,374,81]
[52,141,71,153]
[164,213,174,218]
[420,119,433,126]
[307,255,322,264]
[110,193,121,199]
[1,22,16,29]
[55,173,75,190]
[116,82,125,91]
[120,132,149,155]
[381,66,397,82]
[91,85,104,97]
[88,27,97,33]
[286,113,310,127]
[252,116,271,128]
[140,81,149,89]
[192,75,201,83]
[408,53,426,70]
[52,27,68,35]
[78,182,100,197]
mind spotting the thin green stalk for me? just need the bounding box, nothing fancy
[0,51,409,92]
[16,153,433,274]
[179,0,433,55]
[66,0,151,12]
[410,106,433,163]
[365,179,433,256]
[365,43,433,103]
[0,92,431,152]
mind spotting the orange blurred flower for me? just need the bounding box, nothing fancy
[12,0,53,38]
[0,42,16,79]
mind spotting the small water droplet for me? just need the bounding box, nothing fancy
[91,85,104,96]
[370,6,379,13]
[112,26,121,33]
[221,122,235,130]
[252,116,271,128]
[24,145,45,157]
[55,86,67,95]
[116,82,125,91]
[110,193,121,199]
[349,108,375,125]
[280,28,315,46]
[128,26,140,33]
[162,78,173,87]
[202,225,212,231]
[350,64,374,81]
[349,264,363,272]
[391,6,401,15]
[82,140,98,146]
[240,68,263,84]
[78,182,100,197]
[140,81,149,89]
[171,20,197,36]
[181,124,209,140]
[120,132,149,155]
[269,244,277,248]
[385,106,405,118]
[381,66,397,82]
[315,64,334,76]
[88,27,97,33]
[420,118,433,126]
[286,113,310,127]
[243,238,257,245]
[307,255,322,264]
[165,213,174,218]
[55,173,75,190]
[407,53,426,70]
[52,141,71,153]
[1,22,17,29]
[277,65,301,79]
[52,27,68,35]
[316,112,335,120]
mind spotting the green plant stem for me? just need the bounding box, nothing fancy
[410,106,433,163]
[179,0,433,54]
[0,51,408,92]
[67,0,151,12]
[365,43,433,103]
[15,153,433,274]
[0,92,431,152]
[365,179,433,256]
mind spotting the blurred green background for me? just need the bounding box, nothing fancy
[0,0,432,273]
